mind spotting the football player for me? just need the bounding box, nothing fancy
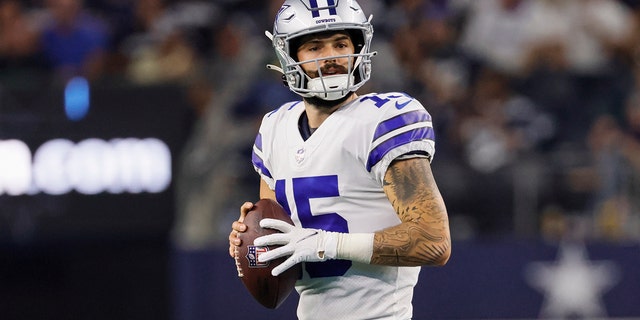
[229,0,451,318]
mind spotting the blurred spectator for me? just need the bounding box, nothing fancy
[387,0,447,78]
[382,0,431,36]
[39,0,110,82]
[122,0,201,84]
[524,0,634,144]
[587,91,640,240]
[525,0,633,77]
[371,1,469,166]
[458,0,536,76]
[0,0,41,74]
[620,93,640,211]
[458,67,555,173]
[84,0,136,76]
[451,66,555,235]
[586,119,628,240]
[409,0,468,155]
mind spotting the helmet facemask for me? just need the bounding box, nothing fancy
[288,51,359,101]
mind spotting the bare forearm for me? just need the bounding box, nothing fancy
[371,220,449,266]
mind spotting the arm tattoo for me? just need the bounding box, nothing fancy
[371,159,451,266]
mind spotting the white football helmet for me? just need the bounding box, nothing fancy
[266,0,375,101]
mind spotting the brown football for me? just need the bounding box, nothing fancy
[234,198,301,309]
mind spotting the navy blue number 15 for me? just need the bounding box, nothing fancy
[275,175,352,278]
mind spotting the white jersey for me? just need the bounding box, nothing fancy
[251,92,436,320]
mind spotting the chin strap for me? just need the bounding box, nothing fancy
[266,63,284,74]
[265,31,285,74]
[265,30,274,40]
[264,31,289,86]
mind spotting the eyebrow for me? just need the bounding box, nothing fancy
[301,34,350,46]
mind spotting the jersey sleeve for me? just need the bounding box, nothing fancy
[251,129,275,189]
[365,93,436,185]
[251,106,285,190]
[251,101,302,190]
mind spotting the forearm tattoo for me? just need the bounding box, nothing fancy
[371,159,451,266]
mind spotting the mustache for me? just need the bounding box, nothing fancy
[309,63,350,77]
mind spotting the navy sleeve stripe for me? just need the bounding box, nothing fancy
[366,126,435,171]
[373,110,432,141]
[252,133,272,178]
[254,133,263,151]
[252,148,272,179]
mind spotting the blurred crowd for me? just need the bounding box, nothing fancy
[2,0,640,245]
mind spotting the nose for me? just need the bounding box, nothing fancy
[323,56,337,64]
[322,47,339,62]
[323,54,337,64]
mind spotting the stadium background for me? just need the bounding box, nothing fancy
[1,0,640,319]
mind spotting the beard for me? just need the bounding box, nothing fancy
[303,92,354,109]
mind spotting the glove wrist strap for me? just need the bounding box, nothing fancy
[336,233,374,264]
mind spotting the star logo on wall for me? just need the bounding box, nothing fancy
[524,242,620,318]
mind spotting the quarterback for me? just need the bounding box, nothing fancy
[229,0,451,319]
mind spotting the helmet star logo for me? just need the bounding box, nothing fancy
[276,5,294,22]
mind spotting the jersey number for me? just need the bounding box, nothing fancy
[276,175,352,278]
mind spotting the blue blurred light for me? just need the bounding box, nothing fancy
[64,76,90,121]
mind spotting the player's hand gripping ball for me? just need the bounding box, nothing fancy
[234,198,302,309]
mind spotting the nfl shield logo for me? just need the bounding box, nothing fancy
[295,148,305,164]
[246,245,270,268]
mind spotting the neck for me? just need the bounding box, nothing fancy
[303,92,357,128]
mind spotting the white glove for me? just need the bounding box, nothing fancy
[254,218,339,276]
